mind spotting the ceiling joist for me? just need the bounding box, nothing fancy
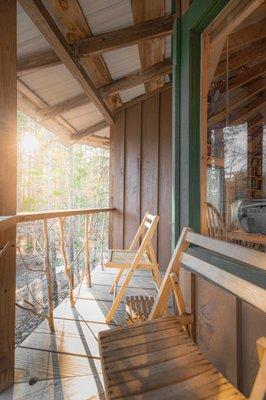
[131,0,166,93]
[100,58,171,98]
[17,49,61,76]
[215,38,266,78]
[44,0,122,109]
[36,93,91,122]
[70,120,109,141]
[75,14,174,58]
[19,0,114,125]
[208,77,266,126]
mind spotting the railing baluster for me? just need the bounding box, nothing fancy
[42,219,55,332]
[58,217,75,307]
[85,215,92,287]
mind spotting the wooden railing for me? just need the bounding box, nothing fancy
[0,207,115,331]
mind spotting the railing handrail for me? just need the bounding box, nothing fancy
[0,207,115,228]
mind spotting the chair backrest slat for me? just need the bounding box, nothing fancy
[150,227,266,320]
[180,252,266,313]
[187,231,266,271]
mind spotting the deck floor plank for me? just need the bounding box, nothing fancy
[2,268,160,399]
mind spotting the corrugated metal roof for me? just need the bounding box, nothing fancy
[17,0,172,147]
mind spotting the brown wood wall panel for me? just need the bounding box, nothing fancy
[158,89,172,268]
[240,302,266,395]
[195,278,238,387]
[110,111,125,249]
[110,87,172,270]
[124,104,141,249]
[141,94,160,251]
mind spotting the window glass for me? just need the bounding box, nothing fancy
[204,3,266,250]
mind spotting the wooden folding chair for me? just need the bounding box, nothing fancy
[105,213,162,323]
[100,227,266,400]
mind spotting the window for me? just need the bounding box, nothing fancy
[200,0,266,250]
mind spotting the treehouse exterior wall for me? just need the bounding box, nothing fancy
[109,86,172,270]
[173,0,266,395]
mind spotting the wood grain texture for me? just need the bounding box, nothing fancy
[124,104,141,249]
[0,0,17,391]
[158,89,172,268]
[19,0,114,123]
[132,0,166,93]
[44,0,122,109]
[141,94,160,252]
[110,87,172,267]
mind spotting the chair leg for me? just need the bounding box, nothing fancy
[109,268,124,294]
[152,265,162,291]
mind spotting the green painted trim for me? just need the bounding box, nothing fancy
[173,0,229,244]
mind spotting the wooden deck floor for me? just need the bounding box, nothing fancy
[2,266,157,400]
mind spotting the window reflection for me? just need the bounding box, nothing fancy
[205,3,266,250]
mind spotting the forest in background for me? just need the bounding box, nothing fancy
[16,112,110,343]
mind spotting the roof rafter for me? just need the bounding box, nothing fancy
[75,14,174,57]
[100,58,172,98]
[17,49,61,76]
[131,0,166,93]
[44,0,122,109]
[37,93,91,121]
[71,120,109,141]
[19,0,114,124]
[208,77,266,126]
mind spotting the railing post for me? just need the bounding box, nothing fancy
[58,217,75,306]
[42,219,55,332]
[0,0,17,391]
[85,215,92,287]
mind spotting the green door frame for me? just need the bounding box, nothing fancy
[172,0,229,245]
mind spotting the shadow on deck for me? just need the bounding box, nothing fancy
[2,267,157,400]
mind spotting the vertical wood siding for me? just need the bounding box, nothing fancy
[110,87,172,270]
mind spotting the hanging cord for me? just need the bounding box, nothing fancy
[226,36,229,127]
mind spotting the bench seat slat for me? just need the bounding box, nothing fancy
[99,317,246,400]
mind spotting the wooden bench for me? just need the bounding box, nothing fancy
[99,227,266,400]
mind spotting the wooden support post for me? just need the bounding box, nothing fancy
[42,220,55,332]
[85,215,92,287]
[58,217,75,306]
[0,0,17,392]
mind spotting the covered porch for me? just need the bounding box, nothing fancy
[0,0,266,399]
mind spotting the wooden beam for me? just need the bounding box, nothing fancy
[114,83,171,112]
[215,38,266,79]
[131,0,166,93]
[210,0,264,47]
[230,94,265,126]
[75,14,174,57]
[100,59,171,98]
[208,77,266,126]
[44,0,122,110]
[211,60,266,96]
[17,49,61,76]
[0,0,17,391]
[37,93,91,121]
[19,0,114,124]
[71,120,109,141]
[17,79,76,137]
[221,19,266,56]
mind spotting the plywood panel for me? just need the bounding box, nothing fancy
[110,87,172,271]
[241,301,266,396]
[158,88,172,269]
[124,103,141,248]
[195,277,238,387]
[141,94,160,252]
[110,111,125,249]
